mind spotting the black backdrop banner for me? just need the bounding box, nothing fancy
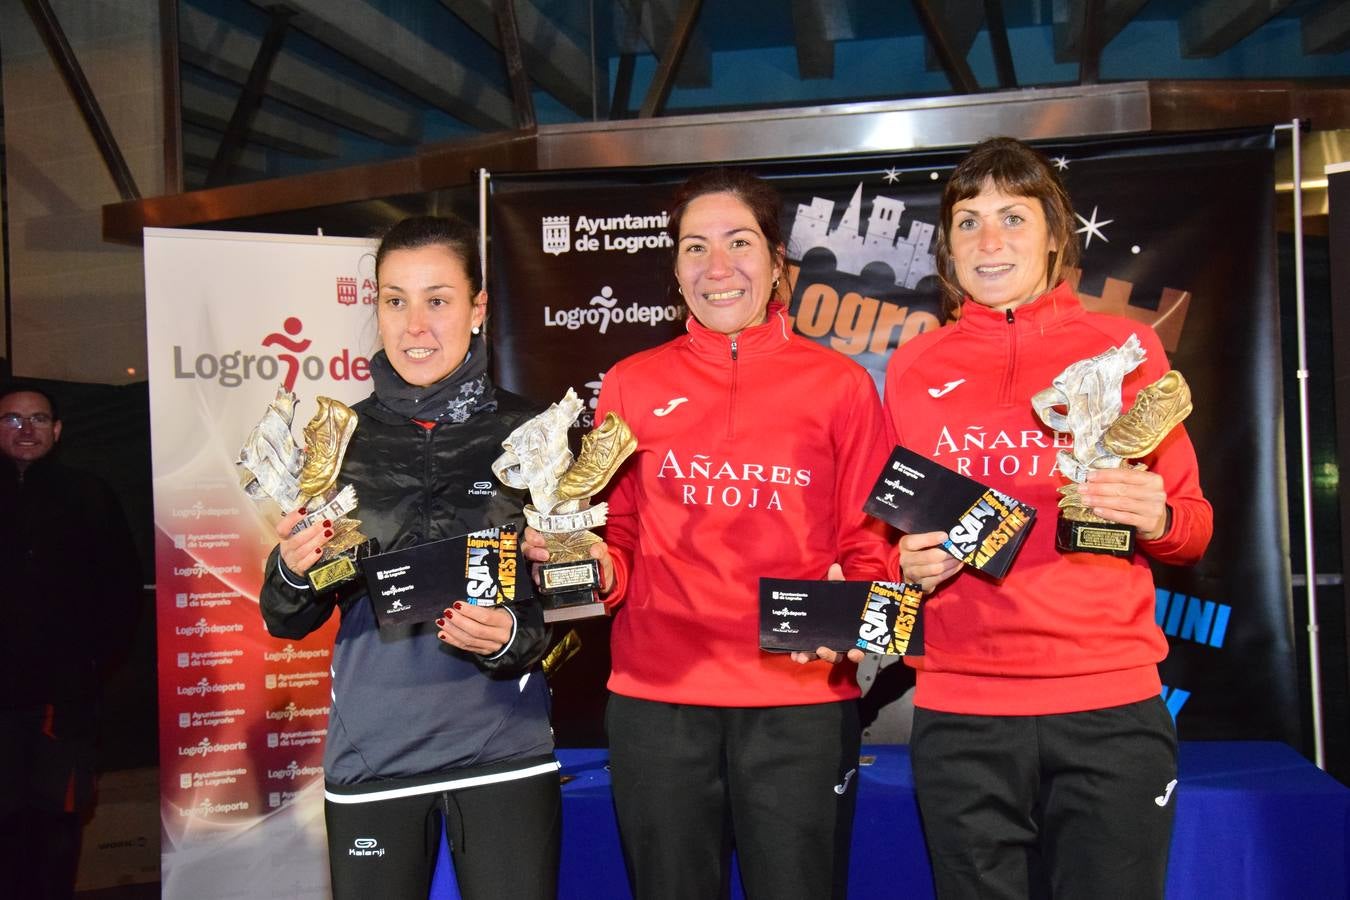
[489,130,1298,745]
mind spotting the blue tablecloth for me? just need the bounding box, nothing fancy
[430,741,1348,899]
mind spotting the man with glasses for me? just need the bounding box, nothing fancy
[0,383,141,899]
[0,387,63,475]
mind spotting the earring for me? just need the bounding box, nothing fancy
[472,325,481,335]
[677,286,684,297]
[772,278,780,289]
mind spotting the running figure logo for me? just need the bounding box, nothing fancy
[261,317,312,392]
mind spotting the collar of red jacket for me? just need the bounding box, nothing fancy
[956,280,1084,335]
[683,301,792,359]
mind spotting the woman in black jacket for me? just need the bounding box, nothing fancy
[260,216,559,900]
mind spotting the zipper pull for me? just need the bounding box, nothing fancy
[1005,309,1015,324]
[731,340,738,360]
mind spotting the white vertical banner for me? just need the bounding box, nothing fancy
[144,229,378,898]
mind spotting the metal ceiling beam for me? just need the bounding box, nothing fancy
[184,129,271,184]
[620,0,711,88]
[1079,0,1102,86]
[159,0,183,195]
[1180,0,1295,58]
[21,0,140,200]
[639,0,702,118]
[924,4,981,74]
[983,0,1018,89]
[440,0,595,119]
[252,0,515,131]
[610,5,643,118]
[182,74,339,159]
[207,8,292,187]
[611,53,637,118]
[494,0,536,131]
[1055,0,1148,63]
[1303,0,1350,54]
[791,0,855,80]
[912,0,980,94]
[105,130,537,242]
[104,82,1350,245]
[179,5,421,146]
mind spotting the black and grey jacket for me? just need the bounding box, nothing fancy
[259,385,556,801]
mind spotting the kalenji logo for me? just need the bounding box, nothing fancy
[350,837,386,858]
[172,316,371,390]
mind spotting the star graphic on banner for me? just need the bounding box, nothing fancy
[1075,206,1113,248]
[881,167,901,183]
[1052,156,1069,171]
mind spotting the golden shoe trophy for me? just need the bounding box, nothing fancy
[493,388,636,621]
[1031,334,1192,557]
[238,387,371,590]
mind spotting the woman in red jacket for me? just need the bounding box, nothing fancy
[528,169,894,899]
[884,137,1212,898]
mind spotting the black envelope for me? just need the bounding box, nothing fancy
[364,525,533,629]
[863,446,1037,580]
[759,579,925,656]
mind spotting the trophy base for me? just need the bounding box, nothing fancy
[540,559,601,594]
[309,539,378,592]
[538,560,607,622]
[542,596,607,623]
[1056,515,1134,557]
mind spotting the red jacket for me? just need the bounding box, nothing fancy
[883,282,1212,716]
[597,303,895,706]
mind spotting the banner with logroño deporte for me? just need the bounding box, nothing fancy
[145,229,380,899]
[488,131,1298,746]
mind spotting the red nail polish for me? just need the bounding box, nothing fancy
[453,602,463,610]
[298,507,307,515]
[438,633,448,642]
[444,611,453,620]
[324,529,333,538]
[323,520,331,528]
[314,548,322,555]
[435,618,445,628]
